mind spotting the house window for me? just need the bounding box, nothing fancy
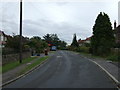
[1,36,3,41]
[5,37,7,41]
[0,35,1,41]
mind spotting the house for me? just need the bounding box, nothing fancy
[78,39,84,46]
[78,37,91,46]
[113,21,120,47]
[114,25,120,46]
[116,25,120,44]
[84,37,91,44]
[0,30,7,48]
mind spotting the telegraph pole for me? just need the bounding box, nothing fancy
[19,0,22,63]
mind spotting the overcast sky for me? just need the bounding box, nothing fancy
[0,0,119,45]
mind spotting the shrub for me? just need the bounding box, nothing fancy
[106,54,119,62]
[68,46,77,51]
[76,46,90,53]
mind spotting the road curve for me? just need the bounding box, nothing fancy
[4,50,117,88]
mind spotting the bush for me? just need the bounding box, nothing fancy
[68,46,77,51]
[76,46,90,53]
[107,54,119,62]
[84,43,90,47]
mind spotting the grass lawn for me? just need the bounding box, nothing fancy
[19,56,49,75]
[2,57,37,73]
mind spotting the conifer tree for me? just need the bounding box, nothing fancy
[71,33,79,47]
[91,12,115,56]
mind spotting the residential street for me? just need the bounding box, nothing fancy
[3,50,117,88]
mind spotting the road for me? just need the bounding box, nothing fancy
[3,50,117,88]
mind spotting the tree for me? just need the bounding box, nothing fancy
[57,40,67,50]
[51,34,60,46]
[43,34,52,44]
[5,35,30,52]
[43,34,59,46]
[91,12,115,56]
[71,33,79,47]
[43,34,67,49]
[28,36,48,54]
[5,35,49,54]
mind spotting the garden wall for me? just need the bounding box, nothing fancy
[2,52,31,65]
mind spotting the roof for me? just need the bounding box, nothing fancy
[116,25,120,33]
[0,30,8,37]
[85,37,91,41]
[78,36,91,44]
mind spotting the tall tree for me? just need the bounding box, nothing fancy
[43,34,52,44]
[71,33,79,47]
[28,36,48,53]
[91,12,115,56]
[43,34,67,49]
[43,34,60,46]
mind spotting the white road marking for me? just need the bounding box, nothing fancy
[89,59,120,84]
[26,63,31,65]
[57,56,62,58]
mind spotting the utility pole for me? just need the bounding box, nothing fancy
[19,0,22,63]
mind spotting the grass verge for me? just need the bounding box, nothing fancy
[18,56,49,75]
[78,52,120,62]
[2,57,37,73]
[78,52,102,59]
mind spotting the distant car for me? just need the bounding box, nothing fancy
[51,46,57,51]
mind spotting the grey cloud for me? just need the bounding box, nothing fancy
[1,19,19,35]
[22,19,92,43]
[54,2,69,6]
[1,16,92,44]
[1,1,117,44]
[118,1,120,25]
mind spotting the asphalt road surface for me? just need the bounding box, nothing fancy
[4,50,117,88]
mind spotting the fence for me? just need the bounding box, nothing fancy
[111,48,120,54]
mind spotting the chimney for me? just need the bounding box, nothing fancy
[114,20,117,29]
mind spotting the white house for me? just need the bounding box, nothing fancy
[78,37,91,46]
[0,30,7,48]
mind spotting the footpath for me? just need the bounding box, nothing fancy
[79,53,120,88]
[2,52,55,87]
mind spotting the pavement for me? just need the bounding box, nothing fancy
[2,56,41,84]
[78,52,120,84]
[2,51,55,86]
[2,50,119,88]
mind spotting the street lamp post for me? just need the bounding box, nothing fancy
[19,0,22,63]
